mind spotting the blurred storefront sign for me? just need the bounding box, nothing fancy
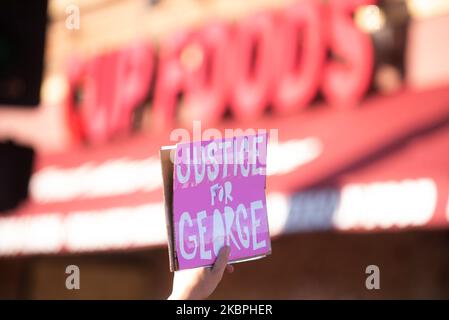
[1,85,448,256]
[65,0,375,145]
[1,0,449,257]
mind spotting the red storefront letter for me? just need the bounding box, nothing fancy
[152,32,191,131]
[322,0,375,109]
[183,23,230,127]
[272,1,326,114]
[229,12,275,120]
[111,42,154,135]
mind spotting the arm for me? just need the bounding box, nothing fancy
[168,246,234,300]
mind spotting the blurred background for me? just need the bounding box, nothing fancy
[1,0,449,299]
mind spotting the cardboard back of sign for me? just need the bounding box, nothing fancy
[160,146,178,271]
[160,133,271,271]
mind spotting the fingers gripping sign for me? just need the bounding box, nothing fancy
[168,246,233,300]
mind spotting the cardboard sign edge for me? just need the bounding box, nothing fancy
[160,146,178,272]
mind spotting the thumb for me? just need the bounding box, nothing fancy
[211,246,230,276]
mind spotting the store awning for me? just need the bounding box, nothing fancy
[1,85,448,256]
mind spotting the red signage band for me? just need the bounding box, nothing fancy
[1,86,449,256]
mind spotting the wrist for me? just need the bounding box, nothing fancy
[168,288,204,300]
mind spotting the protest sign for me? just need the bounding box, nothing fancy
[160,133,271,270]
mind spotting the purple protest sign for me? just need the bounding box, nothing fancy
[172,133,271,270]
